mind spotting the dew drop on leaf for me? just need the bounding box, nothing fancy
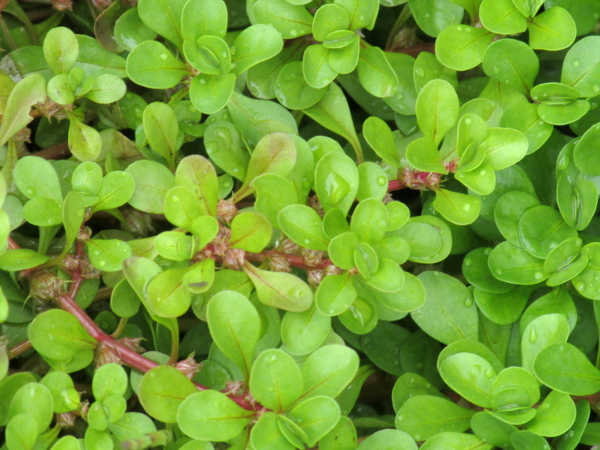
[159,53,167,60]
[484,369,494,378]
[464,297,473,307]
[533,272,543,280]
[572,59,581,67]
[529,328,538,343]
[377,176,387,186]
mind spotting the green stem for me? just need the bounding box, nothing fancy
[0,13,17,51]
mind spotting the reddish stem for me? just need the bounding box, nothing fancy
[8,339,33,359]
[246,249,333,271]
[35,141,70,160]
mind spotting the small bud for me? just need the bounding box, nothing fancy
[223,380,245,397]
[56,411,77,428]
[222,248,246,270]
[51,0,73,11]
[307,270,324,287]
[92,0,113,10]
[118,337,145,354]
[29,271,65,302]
[268,254,290,272]
[94,341,121,368]
[308,196,325,217]
[301,248,325,267]
[217,199,238,222]
[277,237,299,255]
[175,354,203,380]
[77,226,92,242]
[79,253,102,279]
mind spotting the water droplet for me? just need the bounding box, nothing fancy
[529,328,538,343]
[464,297,473,307]
[480,169,487,176]
[363,337,371,345]
[397,415,404,421]
[230,46,236,55]
[377,176,387,186]
[483,248,491,256]
[395,92,405,101]
[593,84,600,93]
[93,250,101,256]
[221,52,227,58]
[534,272,543,280]
[415,67,425,78]
[290,29,298,37]
[266,355,277,364]
[304,239,310,244]
[159,53,168,60]
[171,195,179,201]
[496,269,503,275]
[464,117,472,125]
[462,203,471,212]
[199,78,206,85]
[47,218,53,225]
[98,260,106,267]
[576,281,586,291]
[25,188,36,196]
[572,59,581,68]
[289,288,303,298]
[464,258,472,266]
[485,369,495,378]
[456,26,463,32]
[414,434,421,441]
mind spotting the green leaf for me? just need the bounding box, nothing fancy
[86,239,132,272]
[0,74,46,147]
[439,353,495,408]
[146,267,192,318]
[406,137,447,173]
[110,280,140,318]
[47,74,75,105]
[300,345,359,400]
[281,305,331,355]
[227,91,298,146]
[525,390,575,437]
[432,189,481,225]
[488,241,548,284]
[328,232,360,270]
[84,74,126,104]
[250,412,296,450]
[92,171,135,212]
[164,186,203,231]
[409,0,464,37]
[573,123,600,176]
[435,25,494,71]
[351,198,388,245]
[8,383,54,433]
[275,61,327,110]
[357,162,388,202]
[207,290,261,379]
[411,271,478,345]
[362,116,400,166]
[176,155,220,217]
[251,174,298,226]
[303,83,362,161]
[561,36,600,98]
[0,249,50,271]
[395,216,452,264]
[314,152,359,215]
[181,0,227,40]
[114,8,157,52]
[500,103,552,154]
[494,190,540,246]
[480,127,528,170]
[528,6,577,51]
[229,212,272,252]
[287,396,340,446]
[482,39,539,94]
[316,272,357,316]
[480,0,527,34]
[463,247,513,294]
[244,263,313,312]
[28,309,96,360]
[517,205,578,259]
[143,102,178,168]
[177,390,255,441]
[396,396,475,441]
[139,365,197,423]
[253,0,313,39]
[278,204,329,251]
[137,0,185,47]
[92,363,128,401]
[521,313,570,374]
[23,197,62,227]
[68,117,102,162]
[249,349,302,412]
[235,132,297,201]
[43,27,79,74]
[6,414,39,450]
[534,343,600,395]
[191,216,220,251]
[126,160,175,214]
[358,429,416,450]
[126,41,188,89]
[204,121,250,181]
[231,24,284,74]
[190,73,236,115]
[357,47,398,98]
[337,0,379,29]
[416,79,459,146]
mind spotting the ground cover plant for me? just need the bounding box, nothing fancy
[2,0,600,448]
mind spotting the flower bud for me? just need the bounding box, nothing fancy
[217,199,238,222]
[51,0,73,11]
[175,354,203,380]
[29,271,65,302]
[94,341,121,368]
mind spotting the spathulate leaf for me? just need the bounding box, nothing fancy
[143,102,178,167]
[436,25,494,71]
[300,345,359,400]
[229,212,272,253]
[138,365,197,423]
[244,263,313,312]
[562,36,600,97]
[534,343,600,395]
[416,79,459,146]
[177,390,255,441]
[411,271,478,345]
[126,160,176,214]
[137,0,186,47]
[0,74,46,147]
[190,73,236,115]
[278,204,329,251]
[528,6,577,51]
[207,290,261,379]
[43,27,79,74]
[181,0,227,40]
[68,117,102,162]
[126,41,188,89]
[231,24,284,74]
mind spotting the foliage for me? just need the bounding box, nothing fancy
[1,0,600,448]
